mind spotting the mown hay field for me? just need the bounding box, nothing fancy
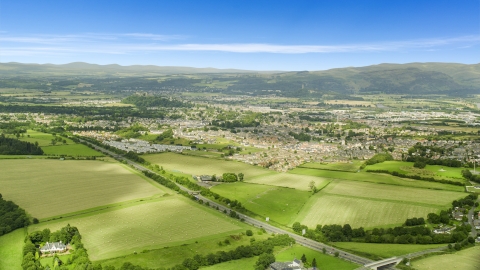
[211,182,311,225]
[0,229,24,270]
[19,130,74,146]
[0,159,165,219]
[412,246,480,270]
[29,197,245,261]
[246,172,330,191]
[42,144,104,156]
[289,167,464,192]
[333,242,446,259]
[366,161,466,182]
[144,152,273,179]
[299,161,362,172]
[275,245,358,270]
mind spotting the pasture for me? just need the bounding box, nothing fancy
[412,246,480,270]
[289,168,464,192]
[245,172,330,191]
[333,242,447,259]
[295,193,441,228]
[42,144,104,156]
[29,196,245,261]
[144,152,273,179]
[200,257,258,270]
[211,182,311,225]
[0,229,24,270]
[19,130,74,147]
[365,161,466,182]
[300,161,362,172]
[0,159,165,219]
[275,245,358,270]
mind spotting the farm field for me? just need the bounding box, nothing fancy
[19,130,74,146]
[366,161,466,182]
[246,172,330,191]
[0,229,24,270]
[289,167,464,192]
[299,161,362,172]
[144,152,273,179]
[412,246,480,270]
[200,257,258,270]
[211,182,311,225]
[101,230,270,269]
[275,245,358,270]
[0,159,165,219]
[295,193,441,228]
[333,242,447,259]
[29,196,246,261]
[42,143,104,156]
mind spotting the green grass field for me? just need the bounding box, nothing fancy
[211,182,311,225]
[200,257,259,270]
[0,229,25,270]
[333,242,447,259]
[19,130,74,147]
[412,246,480,270]
[366,161,466,182]
[29,196,246,261]
[289,167,464,192]
[0,159,165,219]
[144,152,273,179]
[299,161,362,172]
[246,172,330,191]
[42,144,104,156]
[275,245,358,270]
[294,179,465,228]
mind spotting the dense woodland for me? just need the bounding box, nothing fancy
[0,135,44,155]
[0,194,30,236]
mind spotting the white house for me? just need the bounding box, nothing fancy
[40,241,67,253]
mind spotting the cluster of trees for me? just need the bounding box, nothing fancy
[211,119,260,128]
[360,153,393,168]
[122,95,191,108]
[116,124,149,139]
[0,135,44,155]
[405,156,462,168]
[125,151,146,164]
[0,121,30,134]
[288,131,311,142]
[404,217,425,226]
[0,194,31,236]
[156,129,174,142]
[462,169,480,183]
[219,172,244,182]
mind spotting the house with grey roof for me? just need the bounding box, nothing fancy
[270,259,305,270]
[40,241,67,253]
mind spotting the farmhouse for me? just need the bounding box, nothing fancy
[433,226,454,234]
[40,241,67,253]
[270,259,304,270]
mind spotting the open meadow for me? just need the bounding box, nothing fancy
[211,182,311,225]
[332,242,447,259]
[29,196,246,261]
[294,179,465,228]
[245,172,330,191]
[144,152,273,179]
[275,245,358,270]
[0,229,24,270]
[0,159,165,219]
[299,161,362,172]
[412,246,480,270]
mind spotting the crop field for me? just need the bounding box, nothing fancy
[413,246,480,270]
[245,172,330,191]
[322,180,464,207]
[0,229,24,270]
[289,167,464,192]
[19,130,74,147]
[295,193,441,228]
[0,159,165,219]
[144,152,273,179]
[211,182,311,225]
[29,196,245,261]
[366,161,466,182]
[333,242,446,259]
[42,144,104,156]
[275,245,358,270]
[299,161,362,172]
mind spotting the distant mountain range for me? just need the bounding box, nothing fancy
[0,62,479,96]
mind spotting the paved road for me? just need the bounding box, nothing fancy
[80,139,373,266]
[467,203,478,237]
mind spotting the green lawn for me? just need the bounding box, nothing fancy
[211,182,312,225]
[0,159,165,219]
[299,161,362,172]
[0,229,25,270]
[412,246,480,270]
[275,245,358,270]
[200,257,258,270]
[246,172,330,191]
[19,130,74,147]
[42,144,104,156]
[289,167,464,192]
[29,196,246,262]
[366,161,467,182]
[333,242,447,259]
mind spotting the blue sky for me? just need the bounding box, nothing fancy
[0,0,479,70]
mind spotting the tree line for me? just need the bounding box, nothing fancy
[0,194,31,236]
[0,135,44,155]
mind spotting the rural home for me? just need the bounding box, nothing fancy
[270,259,305,270]
[433,226,454,234]
[40,241,67,253]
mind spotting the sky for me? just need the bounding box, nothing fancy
[0,0,479,71]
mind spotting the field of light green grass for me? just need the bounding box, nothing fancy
[246,172,330,191]
[275,245,358,270]
[333,242,447,259]
[42,144,104,156]
[0,229,24,270]
[29,196,246,261]
[299,161,362,172]
[19,130,74,146]
[0,159,165,219]
[412,246,480,270]
[211,182,312,225]
[200,257,259,270]
[144,152,273,179]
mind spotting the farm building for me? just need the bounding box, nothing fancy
[40,241,67,253]
[270,259,304,270]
